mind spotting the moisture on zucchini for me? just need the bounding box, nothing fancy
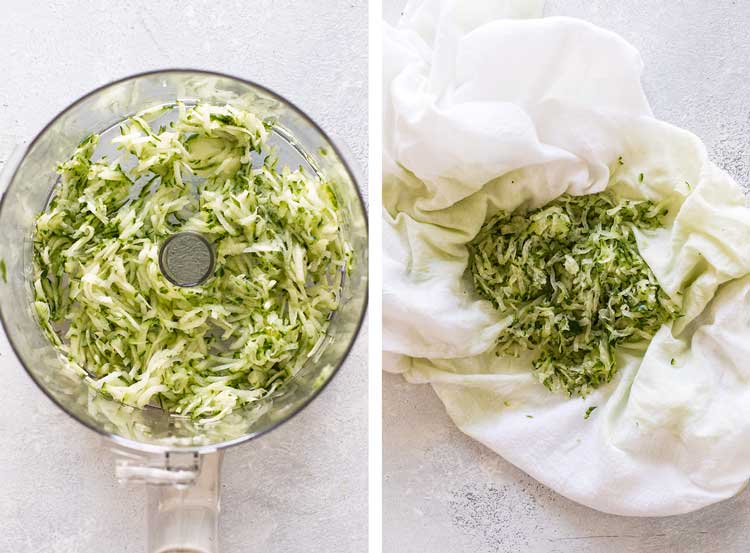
[32,102,350,422]
[468,191,679,396]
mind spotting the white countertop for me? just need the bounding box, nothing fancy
[383,1,750,552]
[0,2,368,552]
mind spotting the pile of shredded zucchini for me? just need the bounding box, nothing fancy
[468,192,679,396]
[32,102,349,422]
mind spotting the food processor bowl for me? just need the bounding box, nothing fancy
[0,70,367,553]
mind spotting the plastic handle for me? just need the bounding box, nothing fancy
[146,450,224,553]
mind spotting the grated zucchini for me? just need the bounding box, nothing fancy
[468,191,679,396]
[32,102,348,422]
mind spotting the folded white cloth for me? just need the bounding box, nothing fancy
[384,0,750,516]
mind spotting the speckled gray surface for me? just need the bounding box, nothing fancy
[0,2,367,552]
[383,1,750,552]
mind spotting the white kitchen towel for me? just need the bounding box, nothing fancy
[383,0,750,516]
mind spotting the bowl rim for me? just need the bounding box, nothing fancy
[0,68,369,455]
